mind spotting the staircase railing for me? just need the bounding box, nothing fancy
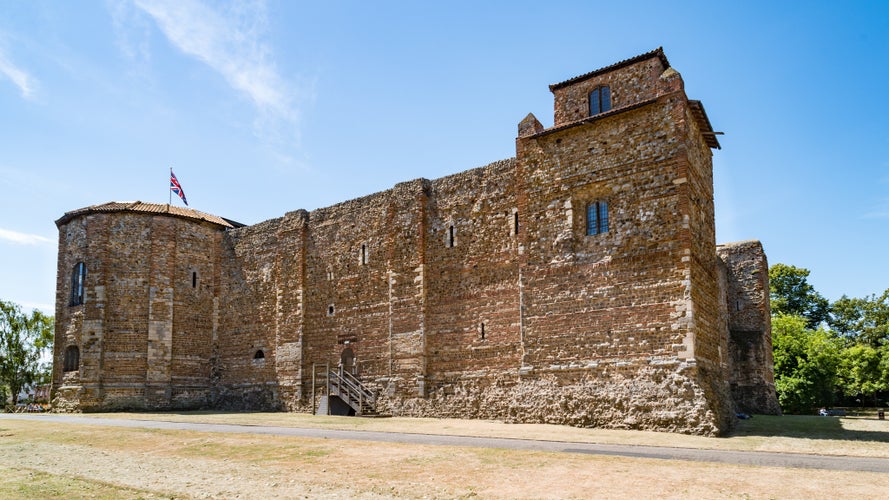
[326,366,376,415]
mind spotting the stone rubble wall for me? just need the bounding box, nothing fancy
[51,50,779,434]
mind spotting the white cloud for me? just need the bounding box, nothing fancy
[0,46,36,99]
[0,228,53,246]
[131,0,299,146]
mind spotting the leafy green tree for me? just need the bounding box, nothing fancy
[837,344,888,406]
[769,263,830,328]
[829,289,889,347]
[0,300,54,406]
[772,314,841,413]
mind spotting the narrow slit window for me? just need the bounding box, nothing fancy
[328,304,335,316]
[360,244,367,265]
[192,271,197,288]
[480,322,486,340]
[70,262,86,306]
[448,225,455,247]
[513,212,519,236]
[589,85,612,116]
[586,201,609,236]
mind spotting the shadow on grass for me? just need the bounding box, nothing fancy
[731,414,889,443]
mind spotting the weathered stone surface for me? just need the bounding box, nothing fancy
[51,48,779,434]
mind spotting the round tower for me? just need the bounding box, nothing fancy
[52,202,238,411]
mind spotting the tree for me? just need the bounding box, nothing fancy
[772,314,841,413]
[769,263,830,328]
[837,344,888,406]
[829,289,889,347]
[0,300,54,406]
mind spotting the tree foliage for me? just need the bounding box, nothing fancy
[0,300,54,406]
[769,263,830,328]
[769,264,889,413]
[772,314,841,413]
[829,289,889,347]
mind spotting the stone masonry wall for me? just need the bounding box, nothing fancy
[717,241,781,415]
[52,50,775,435]
[52,211,222,411]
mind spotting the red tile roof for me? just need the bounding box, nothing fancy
[549,47,670,92]
[55,201,243,228]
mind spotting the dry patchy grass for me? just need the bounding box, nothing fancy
[1,415,889,498]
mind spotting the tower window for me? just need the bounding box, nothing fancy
[360,244,367,265]
[480,322,486,340]
[70,262,86,306]
[192,271,197,288]
[64,345,80,372]
[254,349,265,360]
[589,86,612,116]
[448,225,455,247]
[328,304,335,316]
[513,212,519,236]
[586,201,609,236]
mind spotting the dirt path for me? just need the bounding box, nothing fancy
[5,413,889,473]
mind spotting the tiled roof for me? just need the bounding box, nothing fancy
[688,100,722,149]
[549,47,670,91]
[55,201,244,228]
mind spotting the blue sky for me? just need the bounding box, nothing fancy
[1,0,887,313]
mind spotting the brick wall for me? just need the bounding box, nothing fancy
[52,49,779,434]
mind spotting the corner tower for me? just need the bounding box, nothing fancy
[51,202,239,411]
[515,48,732,433]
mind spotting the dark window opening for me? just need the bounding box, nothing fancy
[328,304,335,316]
[586,201,609,236]
[589,86,612,116]
[448,225,455,247]
[192,271,197,288]
[513,212,519,236]
[254,349,265,359]
[480,323,486,340]
[64,345,79,372]
[360,244,367,265]
[70,262,86,306]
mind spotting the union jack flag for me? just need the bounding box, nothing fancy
[170,169,188,206]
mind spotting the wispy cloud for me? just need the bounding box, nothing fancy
[864,200,889,219]
[0,228,53,245]
[130,0,300,148]
[0,46,36,99]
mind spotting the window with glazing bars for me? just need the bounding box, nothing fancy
[589,86,612,116]
[586,201,609,236]
[70,262,86,306]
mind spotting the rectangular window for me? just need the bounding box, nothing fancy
[586,201,609,236]
[590,88,601,115]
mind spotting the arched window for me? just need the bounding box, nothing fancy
[253,350,265,360]
[70,262,86,306]
[589,86,612,116]
[64,345,80,372]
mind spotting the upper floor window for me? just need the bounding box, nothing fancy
[586,201,609,236]
[589,86,612,116]
[70,262,86,306]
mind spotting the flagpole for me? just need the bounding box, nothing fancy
[169,167,172,206]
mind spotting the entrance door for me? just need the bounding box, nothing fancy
[341,347,355,375]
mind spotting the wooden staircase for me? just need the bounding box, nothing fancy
[313,364,377,416]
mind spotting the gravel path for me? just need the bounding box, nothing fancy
[4,413,888,473]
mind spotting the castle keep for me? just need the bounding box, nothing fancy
[52,49,780,435]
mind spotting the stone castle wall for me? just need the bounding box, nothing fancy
[51,49,780,434]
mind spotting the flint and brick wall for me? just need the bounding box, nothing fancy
[52,50,780,434]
